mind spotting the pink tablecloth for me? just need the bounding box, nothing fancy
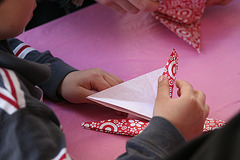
[18,2,240,160]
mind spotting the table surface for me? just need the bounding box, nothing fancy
[18,1,240,160]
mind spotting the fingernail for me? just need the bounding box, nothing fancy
[158,75,163,82]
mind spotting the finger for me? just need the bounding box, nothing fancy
[118,0,139,14]
[177,89,181,97]
[79,87,96,97]
[91,76,112,91]
[194,89,206,104]
[103,74,121,87]
[155,75,171,100]
[204,104,210,118]
[219,0,232,5]
[205,1,215,6]
[106,2,127,14]
[206,0,231,6]
[107,72,124,83]
[205,0,220,6]
[176,79,194,97]
[67,87,96,103]
[129,0,160,12]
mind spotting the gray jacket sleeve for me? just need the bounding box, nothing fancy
[7,38,78,101]
[117,116,186,160]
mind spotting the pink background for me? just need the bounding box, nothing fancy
[18,1,240,160]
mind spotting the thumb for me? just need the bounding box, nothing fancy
[148,0,161,11]
[156,75,170,100]
[153,75,170,117]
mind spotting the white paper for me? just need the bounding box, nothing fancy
[87,68,165,120]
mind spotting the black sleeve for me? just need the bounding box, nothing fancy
[117,116,186,160]
[165,113,240,160]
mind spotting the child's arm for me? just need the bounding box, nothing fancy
[7,38,123,103]
[57,68,123,103]
[117,76,209,159]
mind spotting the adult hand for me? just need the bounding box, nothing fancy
[206,0,232,7]
[57,68,123,103]
[153,76,209,141]
[95,0,160,14]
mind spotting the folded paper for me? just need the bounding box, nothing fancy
[163,48,178,98]
[85,49,225,136]
[152,0,206,53]
[82,118,226,136]
[88,49,178,120]
[82,119,148,136]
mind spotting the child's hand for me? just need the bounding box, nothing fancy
[206,0,232,6]
[95,0,160,14]
[153,76,209,141]
[57,68,123,103]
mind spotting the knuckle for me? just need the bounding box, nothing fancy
[91,68,103,77]
[93,68,103,72]
[189,95,197,104]
[187,95,200,107]
[187,95,205,111]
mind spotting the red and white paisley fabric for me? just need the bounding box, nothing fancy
[152,0,206,53]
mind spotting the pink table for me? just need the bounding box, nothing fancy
[18,2,240,160]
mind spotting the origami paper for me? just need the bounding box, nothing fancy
[82,119,148,136]
[152,0,206,53]
[88,49,178,120]
[81,118,226,136]
[163,48,179,98]
[85,49,226,137]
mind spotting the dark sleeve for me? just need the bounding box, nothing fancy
[117,116,186,160]
[0,68,70,160]
[164,113,240,160]
[7,38,78,101]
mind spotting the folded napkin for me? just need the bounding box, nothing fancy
[152,0,206,53]
[82,118,226,136]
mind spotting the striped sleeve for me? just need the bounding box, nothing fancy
[52,148,72,160]
[0,68,26,114]
[7,38,78,101]
[12,42,35,58]
[0,68,72,160]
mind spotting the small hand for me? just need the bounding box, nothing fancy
[57,68,123,103]
[206,0,232,6]
[95,0,160,14]
[153,75,209,141]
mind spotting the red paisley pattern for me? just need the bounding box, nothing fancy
[163,49,179,98]
[82,119,149,136]
[152,0,206,53]
[82,118,226,136]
